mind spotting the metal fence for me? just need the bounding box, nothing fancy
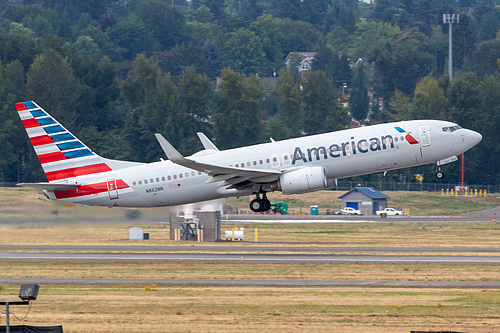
[335,181,500,193]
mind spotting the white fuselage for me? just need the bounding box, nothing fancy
[45,120,482,207]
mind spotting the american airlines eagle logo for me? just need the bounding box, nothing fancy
[394,126,419,145]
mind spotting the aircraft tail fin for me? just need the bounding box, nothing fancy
[15,101,114,183]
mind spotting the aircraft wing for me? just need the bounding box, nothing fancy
[155,134,281,187]
[17,183,81,192]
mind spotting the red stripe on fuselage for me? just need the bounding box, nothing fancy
[46,163,112,181]
[30,135,53,147]
[15,103,28,111]
[22,118,40,129]
[38,151,66,164]
[54,179,129,199]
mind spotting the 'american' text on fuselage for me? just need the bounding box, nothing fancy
[292,134,396,164]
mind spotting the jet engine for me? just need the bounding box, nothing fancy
[272,166,327,194]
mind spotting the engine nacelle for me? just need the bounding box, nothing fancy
[275,166,327,194]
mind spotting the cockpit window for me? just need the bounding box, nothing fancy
[442,125,462,132]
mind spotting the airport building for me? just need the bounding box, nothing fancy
[338,187,389,215]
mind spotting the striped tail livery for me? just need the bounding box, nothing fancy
[16,101,142,206]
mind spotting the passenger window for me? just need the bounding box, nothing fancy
[259,160,263,164]
[191,172,195,176]
[173,175,177,179]
[198,172,202,175]
[235,163,239,167]
[156,177,160,182]
[253,161,257,165]
[185,172,189,177]
[168,176,171,180]
[145,179,148,184]
[133,181,137,186]
[162,176,165,181]
[179,174,183,178]
[247,162,251,166]
[138,180,142,185]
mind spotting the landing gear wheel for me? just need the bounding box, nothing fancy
[436,171,444,179]
[250,192,272,212]
[262,199,271,211]
[250,199,264,212]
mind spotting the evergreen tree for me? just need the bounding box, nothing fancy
[178,66,213,151]
[276,67,303,138]
[26,49,82,130]
[349,62,369,122]
[213,68,263,149]
[222,27,267,75]
[301,70,349,135]
[411,76,447,120]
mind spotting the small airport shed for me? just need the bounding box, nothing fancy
[338,187,390,215]
[170,211,221,241]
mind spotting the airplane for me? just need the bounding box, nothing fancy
[15,101,482,212]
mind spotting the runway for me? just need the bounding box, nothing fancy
[0,244,498,252]
[0,250,498,264]
[0,244,498,288]
[0,277,499,288]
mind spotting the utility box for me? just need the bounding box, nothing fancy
[129,227,144,240]
[225,230,244,241]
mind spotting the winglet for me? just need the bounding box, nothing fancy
[155,133,186,163]
[196,132,219,151]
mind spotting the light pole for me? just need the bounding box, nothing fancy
[443,14,459,82]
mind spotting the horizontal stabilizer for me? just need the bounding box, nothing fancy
[17,182,81,192]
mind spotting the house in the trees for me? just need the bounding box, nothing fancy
[284,52,316,72]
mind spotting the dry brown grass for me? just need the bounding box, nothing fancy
[0,261,498,282]
[0,285,498,333]
[0,188,499,332]
[0,218,499,248]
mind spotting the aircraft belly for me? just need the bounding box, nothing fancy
[159,182,220,206]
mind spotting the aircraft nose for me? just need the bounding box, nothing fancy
[466,129,482,148]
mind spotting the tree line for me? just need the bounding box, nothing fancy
[0,0,498,186]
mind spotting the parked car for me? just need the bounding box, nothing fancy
[334,207,363,215]
[376,207,404,216]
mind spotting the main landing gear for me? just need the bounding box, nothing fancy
[250,192,271,213]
